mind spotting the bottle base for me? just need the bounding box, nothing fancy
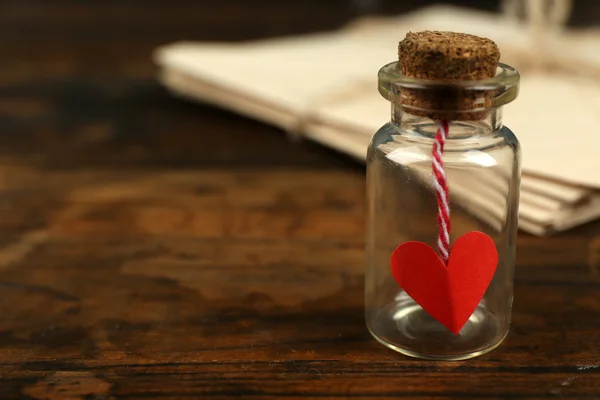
[368,326,508,361]
[367,292,510,360]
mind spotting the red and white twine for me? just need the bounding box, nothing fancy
[432,120,451,265]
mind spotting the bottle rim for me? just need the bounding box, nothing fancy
[378,61,520,110]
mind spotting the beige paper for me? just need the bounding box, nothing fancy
[155,4,600,235]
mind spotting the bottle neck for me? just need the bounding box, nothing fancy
[391,104,503,139]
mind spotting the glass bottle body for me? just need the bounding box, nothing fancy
[365,107,521,360]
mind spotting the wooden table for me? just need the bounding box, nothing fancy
[1,1,599,399]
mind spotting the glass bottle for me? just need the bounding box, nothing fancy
[365,61,521,360]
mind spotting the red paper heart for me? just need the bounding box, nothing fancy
[390,231,498,335]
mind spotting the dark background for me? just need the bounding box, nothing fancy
[3,1,598,47]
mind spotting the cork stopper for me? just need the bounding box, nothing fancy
[397,31,501,120]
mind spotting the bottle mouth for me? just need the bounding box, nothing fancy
[378,61,520,119]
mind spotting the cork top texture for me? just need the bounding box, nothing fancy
[398,31,500,81]
[396,31,501,120]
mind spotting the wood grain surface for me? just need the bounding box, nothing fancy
[0,1,599,399]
